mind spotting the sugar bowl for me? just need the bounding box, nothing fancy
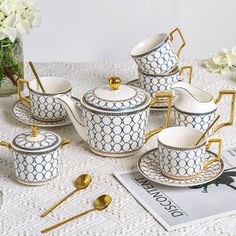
[0,126,70,185]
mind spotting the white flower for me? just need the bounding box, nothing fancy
[231,46,236,56]
[206,47,236,74]
[226,54,236,67]
[205,48,230,74]
[212,48,228,65]
[226,46,236,67]
[205,58,229,74]
[0,0,40,42]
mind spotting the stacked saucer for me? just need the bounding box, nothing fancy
[129,28,192,110]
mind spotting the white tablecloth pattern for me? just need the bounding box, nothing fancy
[0,60,236,236]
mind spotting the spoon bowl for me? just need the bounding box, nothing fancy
[41,174,92,218]
[94,194,112,210]
[75,174,92,189]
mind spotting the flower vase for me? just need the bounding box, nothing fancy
[0,38,24,96]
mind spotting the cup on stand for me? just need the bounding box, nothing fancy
[131,28,186,75]
[130,28,189,106]
[138,65,192,99]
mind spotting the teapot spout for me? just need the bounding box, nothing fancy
[55,95,87,142]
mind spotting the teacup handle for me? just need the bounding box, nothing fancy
[214,90,236,133]
[17,79,31,105]
[145,92,173,143]
[169,27,186,59]
[179,66,193,84]
[203,138,222,169]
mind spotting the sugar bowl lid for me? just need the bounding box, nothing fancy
[11,126,61,153]
[82,77,150,112]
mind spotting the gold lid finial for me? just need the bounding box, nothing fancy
[109,77,121,90]
[32,125,38,137]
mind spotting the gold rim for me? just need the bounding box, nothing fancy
[161,171,200,180]
[89,146,142,157]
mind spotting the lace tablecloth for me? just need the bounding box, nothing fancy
[0,60,236,236]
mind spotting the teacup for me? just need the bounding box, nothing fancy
[17,77,72,121]
[138,65,192,99]
[130,28,186,75]
[157,127,222,180]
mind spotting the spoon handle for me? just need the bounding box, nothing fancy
[29,61,46,93]
[41,189,78,217]
[41,208,96,233]
[195,115,220,146]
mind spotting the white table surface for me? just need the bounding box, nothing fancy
[0,60,236,236]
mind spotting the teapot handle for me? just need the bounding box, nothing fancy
[214,90,236,133]
[179,66,193,84]
[169,27,186,59]
[145,92,173,143]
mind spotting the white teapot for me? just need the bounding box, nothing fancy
[56,77,172,157]
[172,82,235,135]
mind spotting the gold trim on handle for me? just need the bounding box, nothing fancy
[214,90,236,132]
[144,127,163,144]
[17,79,31,105]
[60,139,71,149]
[203,138,221,169]
[179,65,193,84]
[169,27,186,59]
[0,141,12,149]
[145,92,173,143]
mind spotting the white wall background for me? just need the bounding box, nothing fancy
[24,0,236,63]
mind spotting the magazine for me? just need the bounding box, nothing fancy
[114,147,236,231]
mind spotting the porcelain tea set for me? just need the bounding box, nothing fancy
[0,28,235,188]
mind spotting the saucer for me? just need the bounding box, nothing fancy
[12,96,80,128]
[126,79,174,111]
[137,148,224,187]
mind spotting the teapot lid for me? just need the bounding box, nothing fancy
[82,77,150,112]
[11,126,61,153]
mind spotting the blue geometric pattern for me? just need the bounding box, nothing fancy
[174,109,216,136]
[12,131,59,151]
[83,89,147,112]
[133,40,178,75]
[138,70,178,99]
[138,148,224,187]
[158,144,204,178]
[30,90,71,121]
[13,150,60,183]
[83,109,149,154]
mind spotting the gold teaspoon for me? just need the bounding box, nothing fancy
[41,174,92,218]
[41,194,112,234]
